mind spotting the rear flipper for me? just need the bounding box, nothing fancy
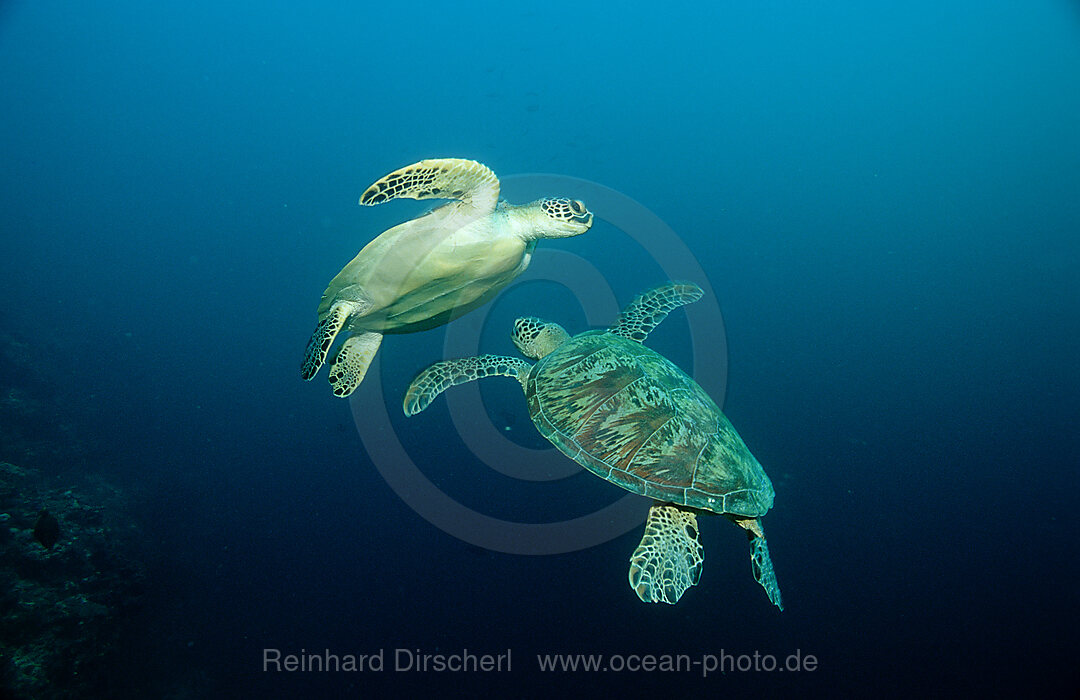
[302,301,354,381]
[628,504,704,604]
[736,517,784,611]
[328,331,383,397]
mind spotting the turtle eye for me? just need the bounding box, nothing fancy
[570,200,586,215]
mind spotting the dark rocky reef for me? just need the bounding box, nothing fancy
[0,330,150,698]
[0,461,148,698]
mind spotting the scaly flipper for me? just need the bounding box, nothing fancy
[628,504,704,604]
[403,355,533,416]
[359,158,500,214]
[302,301,357,381]
[608,282,704,342]
[736,517,783,611]
[327,331,383,398]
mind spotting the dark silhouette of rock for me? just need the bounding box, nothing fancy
[1,462,148,697]
[32,509,59,549]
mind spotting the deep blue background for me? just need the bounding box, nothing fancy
[2,1,1078,696]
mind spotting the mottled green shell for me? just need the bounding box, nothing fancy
[525,331,774,517]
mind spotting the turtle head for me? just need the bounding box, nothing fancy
[512,317,570,359]
[519,197,593,240]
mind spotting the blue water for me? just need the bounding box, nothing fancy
[2,1,1078,696]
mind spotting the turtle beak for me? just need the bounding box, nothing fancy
[573,211,593,227]
[569,199,592,227]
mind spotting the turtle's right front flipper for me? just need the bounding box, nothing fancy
[403,355,532,416]
[609,281,704,343]
[359,158,500,213]
[628,504,704,604]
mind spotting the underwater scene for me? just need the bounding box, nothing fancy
[1,1,1078,697]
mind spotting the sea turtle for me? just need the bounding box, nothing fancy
[403,282,783,608]
[302,158,593,397]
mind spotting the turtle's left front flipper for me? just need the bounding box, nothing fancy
[403,355,533,415]
[628,504,704,604]
[736,518,784,611]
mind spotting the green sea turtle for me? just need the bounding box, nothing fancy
[403,282,783,608]
[302,158,593,397]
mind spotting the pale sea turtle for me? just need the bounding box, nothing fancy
[302,158,593,397]
[403,282,783,608]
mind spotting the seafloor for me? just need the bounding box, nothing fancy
[0,334,148,699]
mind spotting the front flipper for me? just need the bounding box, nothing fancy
[328,331,383,397]
[302,301,355,381]
[628,504,704,605]
[608,282,704,342]
[403,355,532,416]
[736,518,784,611]
[359,158,500,213]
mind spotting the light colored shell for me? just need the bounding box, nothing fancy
[525,331,774,517]
[316,207,532,334]
[303,158,592,396]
